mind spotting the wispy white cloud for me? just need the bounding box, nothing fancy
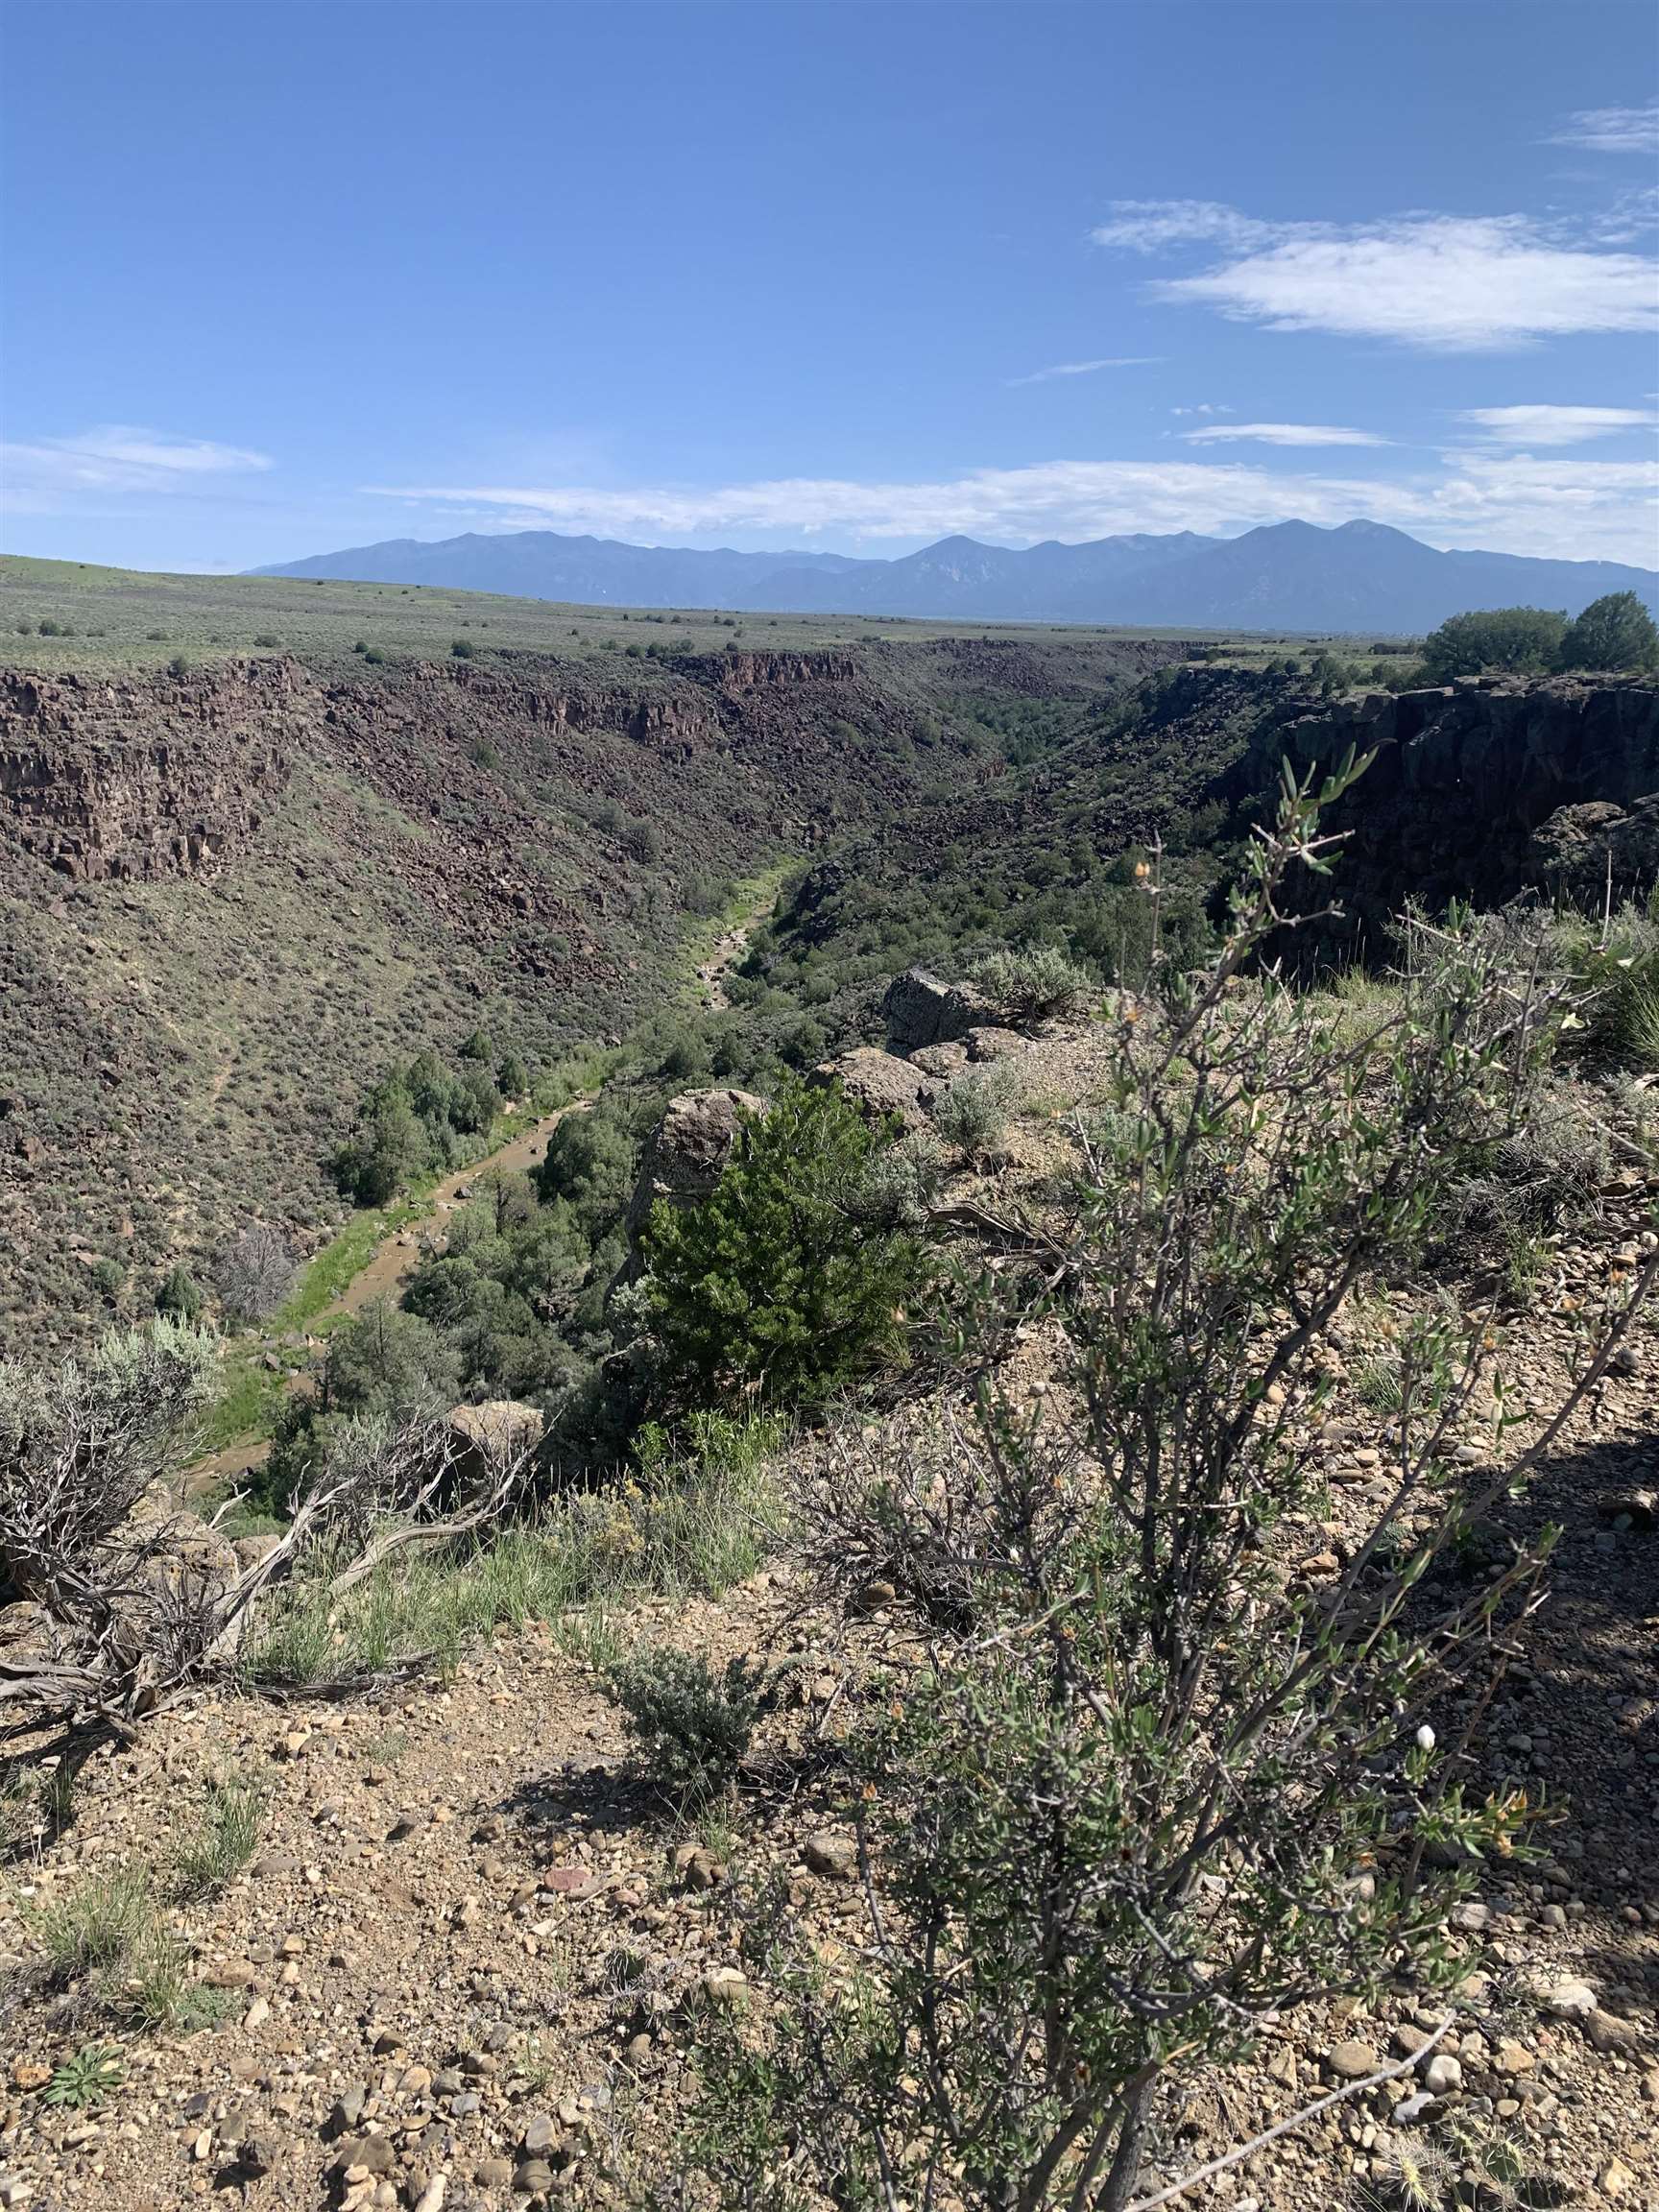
[1092,201,1276,254]
[1093,200,1659,349]
[1170,403,1234,417]
[1455,403,1659,447]
[3,426,273,515]
[1007,356,1161,386]
[1179,422,1389,447]
[1550,98,1659,156]
[368,446,1659,565]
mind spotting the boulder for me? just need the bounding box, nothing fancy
[623,1088,767,1245]
[963,1025,1031,1064]
[1528,794,1659,899]
[445,1399,544,1481]
[612,1088,767,1291]
[908,1041,971,1080]
[807,1046,934,1129]
[128,1481,240,1609]
[882,968,986,1054]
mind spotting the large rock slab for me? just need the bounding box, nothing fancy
[882,969,987,1053]
[613,1088,768,1291]
[446,1398,545,1480]
[808,1046,935,1129]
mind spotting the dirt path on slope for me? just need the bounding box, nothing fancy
[330,1104,575,1323]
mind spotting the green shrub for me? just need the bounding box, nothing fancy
[1417,606,1566,682]
[854,1129,946,1231]
[1558,590,1659,673]
[535,1101,637,1246]
[644,1082,923,1408]
[972,943,1094,1026]
[604,1647,769,1804]
[331,1045,503,1206]
[932,1063,1021,1162]
[154,1263,204,1321]
[450,637,475,659]
[686,760,1644,2212]
[257,1305,461,1508]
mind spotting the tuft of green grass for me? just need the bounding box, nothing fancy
[1,1762,76,1857]
[126,1927,233,2034]
[26,1863,234,2033]
[1352,1354,1405,1414]
[1623,974,1659,1073]
[247,1412,786,1689]
[29,1868,156,1984]
[175,1775,263,1899]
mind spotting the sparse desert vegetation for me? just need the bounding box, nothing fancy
[3,580,1658,2212]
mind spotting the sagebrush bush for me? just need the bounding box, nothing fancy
[973,943,1094,1027]
[852,1128,946,1230]
[604,1646,770,1804]
[932,1062,1022,1162]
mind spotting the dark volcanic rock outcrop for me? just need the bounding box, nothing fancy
[1527,796,1659,901]
[882,969,988,1053]
[1238,675,1659,944]
[0,661,302,880]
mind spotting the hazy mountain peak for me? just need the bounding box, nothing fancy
[254,521,1658,633]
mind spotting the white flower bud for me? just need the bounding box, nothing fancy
[1415,1724,1435,1753]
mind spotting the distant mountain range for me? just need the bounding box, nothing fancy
[255,518,1659,635]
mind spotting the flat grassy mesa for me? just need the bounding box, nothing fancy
[0,551,1240,674]
[0,566,1192,1352]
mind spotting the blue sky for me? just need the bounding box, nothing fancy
[4,0,1657,572]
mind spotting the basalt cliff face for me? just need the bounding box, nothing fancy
[0,661,302,882]
[1242,674,1659,940]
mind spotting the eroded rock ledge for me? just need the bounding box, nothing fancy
[0,660,305,881]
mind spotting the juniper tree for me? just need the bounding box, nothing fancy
[644,1082,921,1410]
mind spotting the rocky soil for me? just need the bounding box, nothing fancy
[2,1017,1655,2212]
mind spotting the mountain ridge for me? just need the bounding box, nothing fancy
[254,517,1659,633]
